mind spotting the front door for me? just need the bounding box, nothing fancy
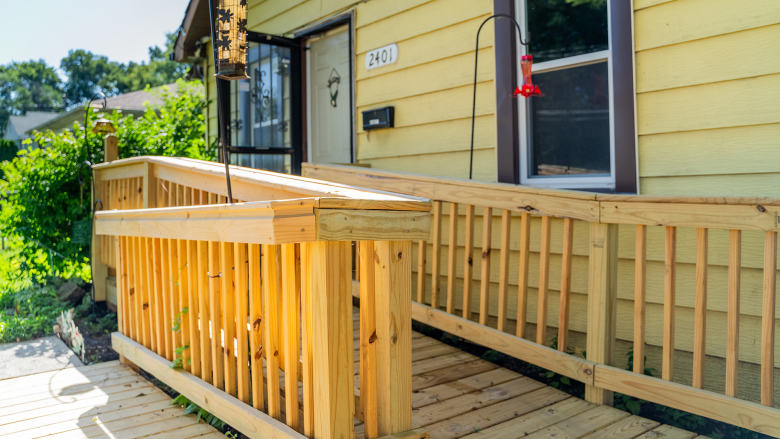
[308,28,352,164]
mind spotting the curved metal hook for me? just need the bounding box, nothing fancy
[470,14,528,180]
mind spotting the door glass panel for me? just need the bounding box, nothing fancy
[229,41,292,173]
[526,0,608,63]
[528,61,610,177]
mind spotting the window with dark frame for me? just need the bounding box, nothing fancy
[493,0,636,193]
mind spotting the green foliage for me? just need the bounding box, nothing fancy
[0,80,211,280]
[172,307,189,333]
[169,345,191,369]
[0,60,64,136]
[171,394,225,429]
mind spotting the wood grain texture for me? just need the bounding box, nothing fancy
[262,244,282,421]
[663,227,676,382]
[208,239,224,390]
[761,231,777,407]
[447,203,459,314]
[693,228,708,389]
[585,223,618,405]
[431,201,443,309]
[359,241,378,439]
[479,207,493,326]
[417,241,427,304]
[726,229,742,397]
[300,243,314,436]
[249,244,263,409]
[497,210,511,332]
[634,225,647,374]
[517,212,531,339]
[462,205,476,319]
[558,218,574,353]
[197,240,212,384]
[536,216,552,345]
[281,243,300,430]
[316,209,431,242]
[310,241,355,439]
[220,242,236,396]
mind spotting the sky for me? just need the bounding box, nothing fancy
[0,0,191,71]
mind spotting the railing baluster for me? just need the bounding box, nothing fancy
[235,243,250,404]
[634,225,647,374]
[197,240,212,384]
[189,240,203,379]
[558,218,574,353]
[262,244,282,419]
[248,244,264,410]
[160,239,172,360]
[141,237,152,350]
[178,239,191,372]
[169,238,181,363]
[447,203,459,314]
[762,231,777,407]
[726,229,741,398]
[359,241,378,439]
[663,226,676,382]
[117,236,127,336]
[281,243,300,428]
[431,201,443,309]
[517,212,531,339]
[479,207,493,326]
[208,239,224,390]
[497,210,511,332]
[417,240,426,303]
[300,243,314,435]
[462,205,476,320]
[221,242,236,396]
[151,238,166,359]
[693,228,708,388]
[537,216,552,345]
[130,237,140,342]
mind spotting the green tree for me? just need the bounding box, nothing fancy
[0,60,63,136]
[0,80,211,281]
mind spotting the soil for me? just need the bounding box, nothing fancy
[73,301,119,364]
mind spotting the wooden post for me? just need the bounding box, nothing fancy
[104,134,118,162]
[310,240,355,439]
[91,135,116,302]
[373,241,412,436]
[359,241,378,439]
[585,223,618,406]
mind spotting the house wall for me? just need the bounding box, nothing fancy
[633,0,780,196]
[204,0,498,181]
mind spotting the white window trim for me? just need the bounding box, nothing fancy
[515,0,616,190]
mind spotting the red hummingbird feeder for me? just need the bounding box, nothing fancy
[514,55,542,98]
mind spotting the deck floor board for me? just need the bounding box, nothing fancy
[0,361,219,439]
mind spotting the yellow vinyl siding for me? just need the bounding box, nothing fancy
[634,0,780,195]
[236,0,497,180]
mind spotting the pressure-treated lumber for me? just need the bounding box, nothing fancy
[309,240,355,439]
[633,225,647,375]
[281,243,300,431]
[585,223,618,406]
[300,243,314,436]
[360,241,379,439]
[208,240,224,390]
[558,218,574,353]
[111,333,307,439]
[693,228,708,388]
[479,207,493,326]
[374,428,429,439]
[762,231,777,407]
[235,243,250,405]
[447,203,459,313]
[497,210,511,332]
[417,240,427,304]
[431,201,443,309]
[248,243,264,411]
[262,244,282,420]
[726,229,741,398]
[374,240,413,436]
[412,302,595,385]
[537,216,552,345]
[462,205,475,319]
[197,240,212,384]
[516,212,531,339]
[221,241,236,396]
[663,226,676,382]
[594,364,780,438]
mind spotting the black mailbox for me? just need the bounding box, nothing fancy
[362,107,394,131]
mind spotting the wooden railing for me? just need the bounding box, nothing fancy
[93,156,431,439]
[303,163,780,438]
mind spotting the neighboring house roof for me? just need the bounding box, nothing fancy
[27,84,179,135]
[174,0,211,61]
[4,112,60,142]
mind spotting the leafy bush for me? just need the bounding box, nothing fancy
[0,80,212,281]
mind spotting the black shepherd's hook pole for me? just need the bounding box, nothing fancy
[207,0,234,203]
[470,14,528,180]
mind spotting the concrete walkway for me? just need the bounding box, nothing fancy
[0,336,83,380]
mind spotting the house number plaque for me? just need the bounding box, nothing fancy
[365,43,398,70]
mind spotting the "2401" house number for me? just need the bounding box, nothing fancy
[365,43,398,70]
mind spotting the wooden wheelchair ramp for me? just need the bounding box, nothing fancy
[348,308,707,439]
[0,361,221,439]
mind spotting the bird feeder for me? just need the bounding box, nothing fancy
[514,55,542,98]
[213,0,249,80]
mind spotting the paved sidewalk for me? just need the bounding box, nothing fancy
[0,336,83,380]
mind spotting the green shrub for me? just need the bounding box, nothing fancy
[0,80,212,281]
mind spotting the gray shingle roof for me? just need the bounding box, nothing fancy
[8,112,60,139]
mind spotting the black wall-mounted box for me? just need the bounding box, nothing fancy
[362,107,394,131]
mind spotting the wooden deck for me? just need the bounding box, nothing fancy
[0,361,221,439]
[349,309,706,439]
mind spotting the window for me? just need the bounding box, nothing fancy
[225,34,302,174]
[516,0,616,189]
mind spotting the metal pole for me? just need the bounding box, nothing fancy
[207,0,234,203]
